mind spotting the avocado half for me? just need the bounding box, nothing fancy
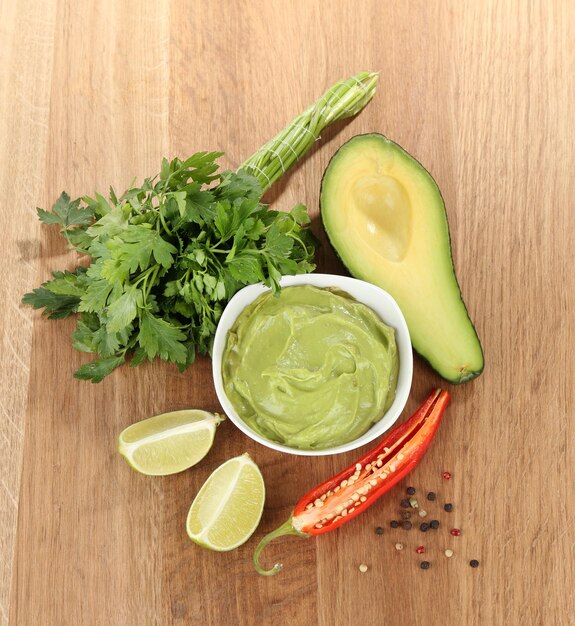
[320,133,484,384]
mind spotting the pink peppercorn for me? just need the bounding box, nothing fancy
[443,471,452,480]
[416,546,425,554]
[450,528,462,537]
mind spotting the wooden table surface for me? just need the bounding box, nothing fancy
[1,1,574,624]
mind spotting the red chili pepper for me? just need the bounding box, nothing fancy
[253,388,450,575]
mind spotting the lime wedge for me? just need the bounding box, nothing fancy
[187,453,265,551]
[118,409,224,476]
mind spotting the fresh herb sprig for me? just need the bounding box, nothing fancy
[23,154,316,382]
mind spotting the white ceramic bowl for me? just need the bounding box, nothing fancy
[212,274,413,456]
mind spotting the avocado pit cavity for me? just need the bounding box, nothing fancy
[352,174,412,263]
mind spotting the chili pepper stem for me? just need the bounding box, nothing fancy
[253,516,307,576]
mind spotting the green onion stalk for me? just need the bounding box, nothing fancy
[241,71,379,192]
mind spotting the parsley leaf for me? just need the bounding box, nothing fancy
[78,278,113,313]
[105,287,142,333]
[74,355,126,383]
[37,192,94,229]
[138,310,187,364]
[22,286,80,319]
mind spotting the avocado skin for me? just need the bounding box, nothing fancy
[319,133,484,384]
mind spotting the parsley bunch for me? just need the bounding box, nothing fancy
[23,153,316,382]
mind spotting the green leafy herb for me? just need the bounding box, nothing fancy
[23,155,316,381]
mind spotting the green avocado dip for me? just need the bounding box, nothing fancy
[222,285,399,450]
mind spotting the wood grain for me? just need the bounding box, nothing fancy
[2,0,574,624]
[0,2,58,625]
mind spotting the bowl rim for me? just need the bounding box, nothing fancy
[212,273,413,456]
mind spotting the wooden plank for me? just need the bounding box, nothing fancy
[0,1,58,624]
[4,0,575,624]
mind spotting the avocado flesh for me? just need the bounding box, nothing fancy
[320,133,484,383]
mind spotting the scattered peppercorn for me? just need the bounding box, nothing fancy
[390,520,400,528]
[430,520,440,529]
[409,497,419,508]
[469,560,480,568]
[443,471,452,480]
[444,549,454,558]
[406,486,416,495]
[359,563,368,573]
[418,509,427,518]
[420,561,431,570]
[400,499,410,508]
[420,523,429,532]
[401,511,411,520]
[402,521,412,530]
[450,528,462,537]
[416,545,425,554]
[395,543,404,551]
[426,492,436,501]
[375,526,384,535]
[444,503,454,512]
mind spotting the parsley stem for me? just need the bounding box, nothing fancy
[143,266,160,298]
[241,71,378,192]
[158,207,172,235]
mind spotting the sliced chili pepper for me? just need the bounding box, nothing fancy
[253,388,450,575]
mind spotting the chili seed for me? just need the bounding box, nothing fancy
[402,521,412,530]
[430,520,440,529]
[400,511,411,520]
[450,528,462,536]
[426,492,436,501]
[420,561,431,570]
[395,543,404,551]
[444,503,454,512]
[416,545,425,554]
[400,499,411,508]
[359,564,368,573]
[406,486,416,495]
[420,523,429,532]
[375,526,384,535]
[390,520,400,528]
[443,471,452,480]
[444,549,454,558]
[469,559,480,568]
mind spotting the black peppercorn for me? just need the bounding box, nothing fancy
[470,559,480,568]
[402,521,412,530]
[419,523,429,532]
[400,511,411,520]
[375,526,384,535]
[407,486,416,495]
[400,499,411,508]
[426,492,436,501]
[390,520,399,528]
[430,520,440,529]
[444,503,453,512]
[420,561,430,569]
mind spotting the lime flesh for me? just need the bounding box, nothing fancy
[118,409,223,476]
[187,453,265,551]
